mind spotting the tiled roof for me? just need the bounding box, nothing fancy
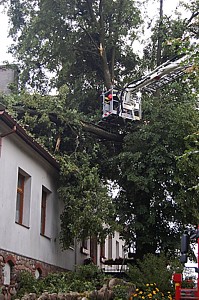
[0,108,60,170]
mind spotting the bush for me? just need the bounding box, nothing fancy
[14,264,107,298]
[113,284,132,300]
[14,271,41,299]
[131,283,173,300]
[126,253,182,294]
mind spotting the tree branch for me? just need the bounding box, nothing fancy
[80,121,124,142]
[11,105,124,142]
[186,11,199,27]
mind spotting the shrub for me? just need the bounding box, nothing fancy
[131,283,173,300]
[15,271,41,299]
[113,284,132,300]
[14,264,108,298]
[126,253,182,294]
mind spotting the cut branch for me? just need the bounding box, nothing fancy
[80,121,124,142]
[11,105,124,142]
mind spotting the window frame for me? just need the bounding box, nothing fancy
[16,173,25,225]
[108,235,113,259]
[40,189,47,236]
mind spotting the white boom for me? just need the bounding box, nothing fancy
[102,54,191,122]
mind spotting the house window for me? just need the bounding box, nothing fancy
[108,235,112,259]
[40,190,47,235]
[81,238,89,255]
[40,186,51,238]
[116,241,119,259]
[100,240,105,258]
[3,262,11,285]
[15,169,31,227]
[35,268,42,279]
[82,238,88,249]
[16,173,24,224]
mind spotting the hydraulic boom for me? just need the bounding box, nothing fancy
[102,54,191,123]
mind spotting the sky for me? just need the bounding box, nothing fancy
[0,0,189,65]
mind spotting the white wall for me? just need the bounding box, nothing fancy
[0,120,86,271]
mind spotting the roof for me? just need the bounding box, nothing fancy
[0,108,60,170]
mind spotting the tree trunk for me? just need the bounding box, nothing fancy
[99,0,113,89]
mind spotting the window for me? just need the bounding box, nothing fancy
[82,238,88,249]
[100,240,105,259]
[16,173,24,224]
[35,268,42,279]
[40,186,51,238]
[108,235,112,259]
[116,241,119,259]
[40,190,47,235]
[3,262,11,285]
[15,169,31,227]
[81,238,89,255]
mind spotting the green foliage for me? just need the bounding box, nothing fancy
[3,0,142,93]
[126,254,182,294]
[15,271,41,299]
[113,284,131,300]
[175,131,199,223]
[58,152,117,248]
[15,265,107,298]
[112,87,199,258]
[131,283,173,300]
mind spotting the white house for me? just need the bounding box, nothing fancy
[0,107,126,286]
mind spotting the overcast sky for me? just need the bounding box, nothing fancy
[0,0,189,65]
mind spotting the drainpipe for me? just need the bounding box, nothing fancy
[0,125,17,157]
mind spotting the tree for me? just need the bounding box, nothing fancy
[110,81,199,259]
[175,131,199,224]
[1,0,142,96]
[1,0,199,258]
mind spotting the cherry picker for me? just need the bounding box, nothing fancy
[101,54,192,124]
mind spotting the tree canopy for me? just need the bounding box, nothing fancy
[1,0,199,258]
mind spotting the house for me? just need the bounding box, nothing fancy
[0,65,18,95]
[0,107,127,286]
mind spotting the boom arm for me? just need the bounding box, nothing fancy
[125,54,190,95]
[102,54,191,123]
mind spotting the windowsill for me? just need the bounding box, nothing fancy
[15,222,30,229]
[40,233,51,240]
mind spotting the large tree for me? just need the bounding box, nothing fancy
[1,0,199,258]
[110,83,199,259]
[2,0,142,96]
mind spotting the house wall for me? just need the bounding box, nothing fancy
[0,120,87,284]
[0,117,127,286]
[105,232,125,260]
[0,66,18,94]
